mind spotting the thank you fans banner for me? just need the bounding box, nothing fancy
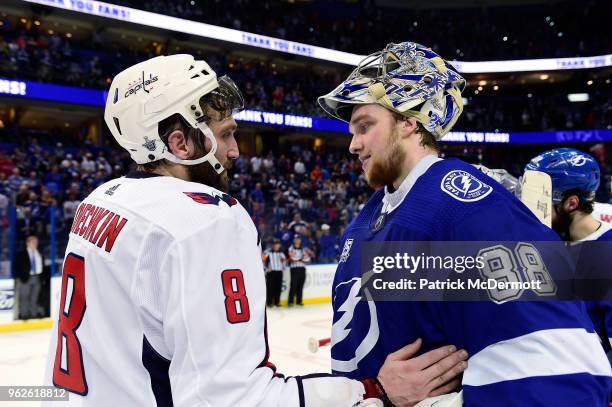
[23,0,612,73]
[2,77,611,144]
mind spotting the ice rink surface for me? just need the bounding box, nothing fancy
[0,303,333,406]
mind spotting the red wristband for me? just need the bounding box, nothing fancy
[361,378,385,399]
[360,378,394,407]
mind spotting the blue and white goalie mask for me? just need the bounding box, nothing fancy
[318,42,466,139]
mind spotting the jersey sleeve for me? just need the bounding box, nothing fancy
[158,210,365,407]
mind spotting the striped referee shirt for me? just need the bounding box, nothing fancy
[265,250,286,271]
[288,246,309,268]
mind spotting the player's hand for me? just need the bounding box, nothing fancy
[376,338,467,407]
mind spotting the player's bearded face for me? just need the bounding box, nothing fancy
[366,124,405,189]
[187,111,238,192]
[186,152,231,192]
[552,203,572,240]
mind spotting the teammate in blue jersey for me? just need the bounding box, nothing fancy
[525,148,610,243]
[318,42,612,406]
[526,148,612,359]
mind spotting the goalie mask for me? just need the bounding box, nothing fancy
[318,42,465,138]
[104,54,244,174]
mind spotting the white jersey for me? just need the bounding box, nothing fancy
[576,217,612,242]
[44,171,365,406]
[593,202,612,225]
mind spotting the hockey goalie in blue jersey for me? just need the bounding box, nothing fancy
[318,42,612,406]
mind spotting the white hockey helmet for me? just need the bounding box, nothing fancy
[104,54,244,173]
[318,42,465,139]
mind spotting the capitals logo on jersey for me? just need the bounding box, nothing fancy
[184,192,238,207]
[441,170,492,202]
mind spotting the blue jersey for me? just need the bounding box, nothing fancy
[581,225,612,362]
[600,229,612,241]
[331,157,611,406]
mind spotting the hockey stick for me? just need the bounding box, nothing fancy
[308,337,331,353]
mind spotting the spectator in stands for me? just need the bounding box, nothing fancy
[275,220,293,250]
[297,224,314,250]
[310,165,322,182]
[25,170,40,194]
[63,191,81,226]
[0,161,5,184]
[0,152,14,177]
[272,86,284,109]
[262,152,275,174]
[249,182,265,219]
[283,185,300,208]
[7,167,24,193]
[15,182,29,206]
[288,212,307,234]
[250,154,262,174]
[43,165,62,196]
[293,157,306,180]
[318,224,338,263]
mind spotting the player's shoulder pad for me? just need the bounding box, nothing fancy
[94,176,248,239]
[169,179,244,216]
[183,190,238,208]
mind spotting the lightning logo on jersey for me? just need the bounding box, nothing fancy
[441,170,492,202]
[332,277,380,373]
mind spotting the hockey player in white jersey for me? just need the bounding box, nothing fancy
[43,54,468,406]
[593,202,612,225]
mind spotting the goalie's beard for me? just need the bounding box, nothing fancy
[186,145,231,193]
[366,127,406,190]
[552,204,573,241]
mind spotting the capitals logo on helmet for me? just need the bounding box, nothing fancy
[317,41,466,139]
[525,148,600,203]
[104,54,244,174]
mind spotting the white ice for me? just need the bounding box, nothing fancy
[0,304,333,406]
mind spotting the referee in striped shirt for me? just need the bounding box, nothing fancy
[264,239,286,307]
[288,235,313,306]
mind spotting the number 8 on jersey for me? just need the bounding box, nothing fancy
[222,269,250,324]
[53,253,88,395]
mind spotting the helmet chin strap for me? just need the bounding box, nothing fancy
[161,122,225,174]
